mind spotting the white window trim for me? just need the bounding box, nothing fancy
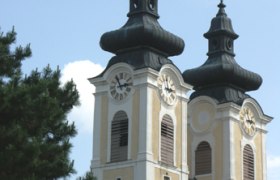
[191,135,215,179]
[107,107,132,163]
[163,175,172,180]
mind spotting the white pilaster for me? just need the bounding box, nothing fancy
[181,99,189,180]
[91,94,101,167]
[262,133,267,180]
[146,87,154,160]
[137,85,148,160]
[223,117,235,180]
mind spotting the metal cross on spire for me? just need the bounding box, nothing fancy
[218,0,226,13]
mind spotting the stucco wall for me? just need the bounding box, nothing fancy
[131,89,140,160]
[103,166,134,180]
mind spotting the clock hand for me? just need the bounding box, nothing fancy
[165,87,171,93]
[164,86,175,93]
[164,80,170,92]
[123,83,130,87]
[115,76,123,90]
[246,119,251,124]
[248,119,252,124]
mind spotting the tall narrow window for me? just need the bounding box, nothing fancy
[195,141,212,175]
[243,144,254,180]
[161,114,174,165]
[110,111,128,162]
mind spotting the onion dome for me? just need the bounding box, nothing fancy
[98,0,184,74]
[182,1,262,105]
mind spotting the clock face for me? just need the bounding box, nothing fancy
[240,107,256,136]
[110,72,132,101]
[157,74,177,105]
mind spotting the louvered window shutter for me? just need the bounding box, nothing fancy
[243,144,254,180]
[161,115,174,165]
[111,111,128,162]
[195,141,212,175]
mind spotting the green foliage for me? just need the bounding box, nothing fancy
[77,171,97,180]
[0,28,80,179]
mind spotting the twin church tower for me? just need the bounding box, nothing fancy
[89,1,272,179]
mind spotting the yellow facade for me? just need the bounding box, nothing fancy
[93,66,190,179]
[187,97,271,180]
[154,167,180,180]
[131,89,140,160]
[175,100,183,168]
[234,122,242,180]
[103,167,134,180]
[100,95,109,164]
[152,89,160,161]
[213,122,223,179]
[151,86,185,177]
[91,60,270,180]
[255,132,264,180]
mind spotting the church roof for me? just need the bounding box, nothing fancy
[182,1,262,105]
[98,0,184,76]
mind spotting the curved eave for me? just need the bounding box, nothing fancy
[92,50,176,78]
[183,60,262,92]
[204,29,238,39]
[100,16,184,57]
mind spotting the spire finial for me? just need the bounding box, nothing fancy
[217,0,226,16]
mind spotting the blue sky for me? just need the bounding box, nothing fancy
[1,0,280,179]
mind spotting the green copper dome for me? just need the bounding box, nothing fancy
[96,0,185,77]
[100,0,184,57]
[183,1,262,105]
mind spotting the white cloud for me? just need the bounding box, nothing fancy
[61,60,104,134]
[267,155,280,180]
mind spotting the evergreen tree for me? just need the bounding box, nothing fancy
[77,171,97,180]
[0,28,80,179]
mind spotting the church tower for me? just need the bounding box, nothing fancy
[183,1,272,180]
[89,0,192,179]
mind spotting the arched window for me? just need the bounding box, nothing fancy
[195,141,212,175]
[110,111,128,162]
[243,144,254,180]
[161,114,174,165]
